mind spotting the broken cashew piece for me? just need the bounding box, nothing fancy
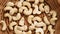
[19,17,25,26]
[32,4,41,14]
[48,25,55,34]
[44,5,50,13]
[6,2,14,6]
[26,30,32,34]
[43,16,50,25]
[33,16,42,22]
[23,1,31,8]
[0,20,7,31]
[12,13,21,21]
[35,28,44,34]
[39,3,45,12]
[4,13,12,21]
[14,25,23,34]
[34,21,46,30]
[10,8,18,15]
[9,22,17,30]
[28,15,34,24]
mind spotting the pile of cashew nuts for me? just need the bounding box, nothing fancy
[0,0,57,34]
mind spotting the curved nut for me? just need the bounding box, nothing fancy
[43,16,50,25]
[28,15,34,24]
[23,8,32,15]
[35,28,44,34]
[6,2,14,6]
[33,16,42,22]
[4,13,12,21]
[44,5,50,13]
[19,17,25,26]
[4,6,12,11]
[50,17,57,25]
[39,3,45,12]
[50,10,57,18]
[26,30,32,34]
[12,13,21,21]
[10,8,18,15]
[32,4,41,14]
[34,0,39,4]
[9,22,17,30]
[48,25,55,34]
[23,1,31,8]
[0,20,7,31]
[14,25,23,34]
[34,21,46,30]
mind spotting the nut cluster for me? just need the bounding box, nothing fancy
[0,0,57,34]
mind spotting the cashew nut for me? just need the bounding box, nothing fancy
[50,10,57,18]
[23,1,31,8]
[4,13,12,21]
[50,17,57,25]
[34,0,39,4]
[33,16,42,22]
[14,25,23,34]
[6,2,14,6]
[35,28,44,34]
[19,17,25,26]
[12,13,21,21]
[10,7,18,15]
[39,3,45,12]
[44,5,50,13]
[4,6,12,11]
[26,30,32,34]
[0,20,7,31]
[43,16,50,25]
[9,21,17,30]
[34,21,46,30]
[32,4,41,14]
[48,25,55,34]
[28,15,34,24]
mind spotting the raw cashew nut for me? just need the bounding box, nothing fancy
[14,25,23,34]
[34,0,39,4]
[28,15,34,24]
[10,8,18,15]
[23,8,32,15]
[26,30,32,34]
[4,6,12,11]
[32,4,41,14]
[50,17,57,25]
[16,25,27,31]
[19,6,28,13]
[44,5,50,13]
[4,13,12,21]
[34,21,46,30]
[0,20,7,31]
[12,13,21,21]
[43,16,50,25]
[23,1,31,8]
[50,10,57,18]
[48,25,55,34]
[9,22,17,30]
[19,17,25,26]
[6,2,14,6]
[33,16,42,22]
[39,3,45,12]
[15,0,24,8]
[35,28,44,34]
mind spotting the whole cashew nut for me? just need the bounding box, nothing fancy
[35,28,44,34]
[9,22,17,30]
[19,17,25,26]
[43,16,50,25]
[34,21,46,30]
[48,25,55,34]
[28,15,34,24]
[39,3,45,12]
[0,20,7,31]
[6,2,14,6]
[4,13,12,21]
[12,13,21,21]
[32,4,41,14]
